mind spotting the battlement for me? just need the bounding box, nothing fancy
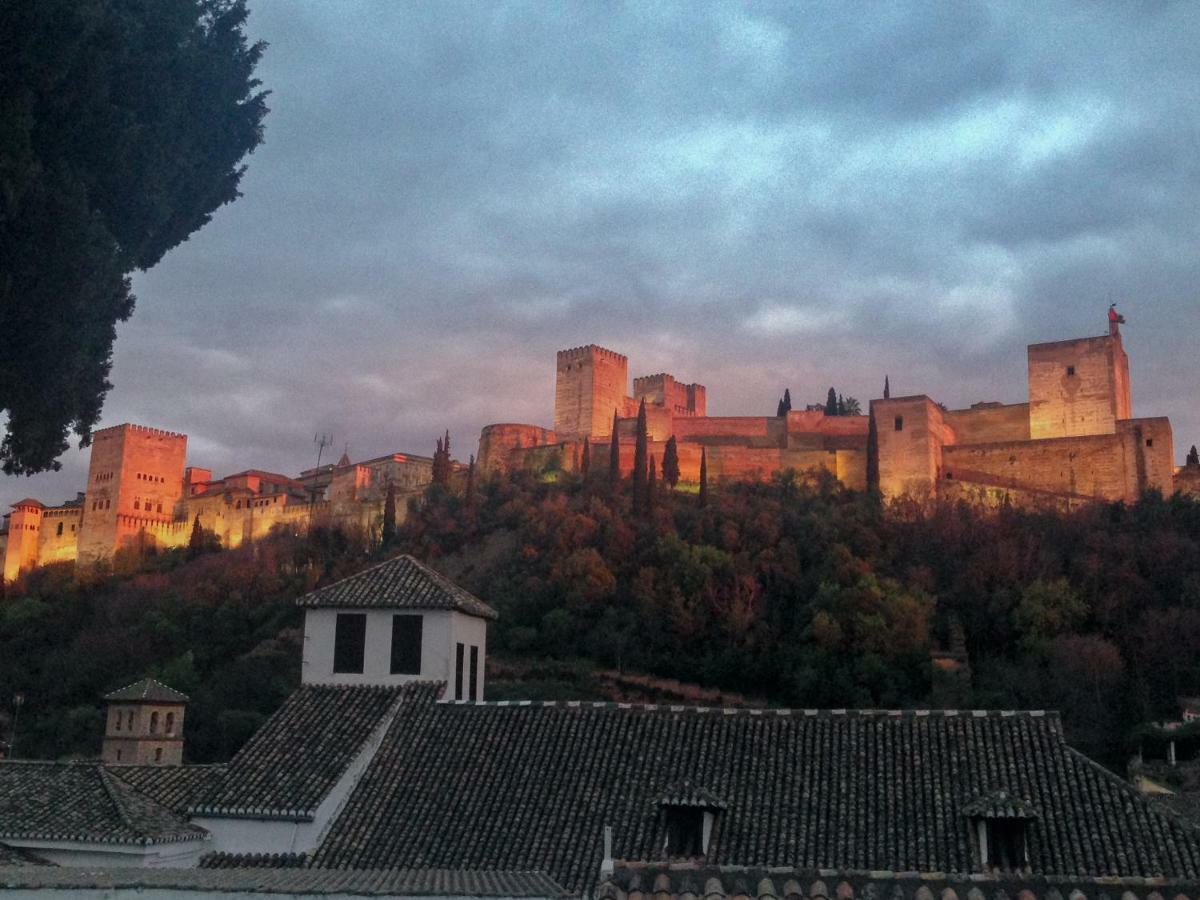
[92,423,187,441]
[557,345,627,364]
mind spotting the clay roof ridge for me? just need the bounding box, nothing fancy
[436,700,1059,718]
[103,677,189,703]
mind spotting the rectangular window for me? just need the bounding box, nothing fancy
[469,645,479,700]
[1066,365,1075,376]
[455,642,465,700]
[333,613,367,674]
[1146,438,1154,447]
[390,615,423,675]
[894,416,904,431]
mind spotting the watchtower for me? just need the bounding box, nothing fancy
[78,424,187,565]
[2,499,44,582]
[554,345,629,440]
[101,678,188,766]
[1027,327,1132,440]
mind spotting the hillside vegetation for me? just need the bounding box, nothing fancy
[2,469,1199,769]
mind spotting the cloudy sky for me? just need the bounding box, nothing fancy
[3,0,1198,510]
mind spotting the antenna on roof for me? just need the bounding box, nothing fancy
[314,432,333,471]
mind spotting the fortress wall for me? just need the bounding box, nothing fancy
[938,422,1173,502]
[670,416,785,448]
[1028,334,1127,439]
[36,506,82,566]
[873,396,948,500]
[836,449,868,491]
[943,403,1030,444]
[785,410,870,437]
[478,424,558,473]
[633,374,706,417]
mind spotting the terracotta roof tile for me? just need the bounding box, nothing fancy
[0,762,206,845]
[108,764,225,814]
[295,555,498,619]
[311,705,1200,893]
[102,677,189,704]
[191,682,439,819]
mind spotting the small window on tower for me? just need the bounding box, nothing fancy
[894,416,904,431]
[56,522,63,536]
[1066,365,1076,376]
[155,747,163,763]
[1146,438,1154,448]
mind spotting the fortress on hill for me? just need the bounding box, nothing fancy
[0,429,435,582]
[479,316,1200,505]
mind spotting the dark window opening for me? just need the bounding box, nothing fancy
[165,712,175,735]
[116,749,122,761]
[455,643,465,700]
[981,820,1029,873]
[390,615,423,675]
[469,645,479,700]
[154,747,163,763]
[894,416,904,431]
[664,807,705,858]
[56,522,63,536]
[1066,365,1075,376]
[333,613,368,674]
[945,471,954,480]
[1146,438,1154,447]
[150,711,159,733]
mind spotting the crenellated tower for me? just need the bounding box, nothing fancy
[554,345,629,441]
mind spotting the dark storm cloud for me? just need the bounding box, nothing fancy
[4,0,1198,509]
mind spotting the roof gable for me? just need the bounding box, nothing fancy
[190,683,438,820]
[0,762,205,845]
[103,678,189,704]
[312,704,1200,892]
[295,555,498,619]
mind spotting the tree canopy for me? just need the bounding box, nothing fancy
[0,0,268,474]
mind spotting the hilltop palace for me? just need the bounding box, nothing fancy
[480,314,1200,505]
[3,314,1198,583]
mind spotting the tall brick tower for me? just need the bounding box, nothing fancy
[2,498,44,582]
[78,424,187,565]
[1027,320,1132,440]
[554,345,629,440]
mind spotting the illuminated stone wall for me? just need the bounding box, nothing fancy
[554,345,629,440]
[1028,333,1132,440]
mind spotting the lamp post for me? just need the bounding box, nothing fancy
[10,692,24,759]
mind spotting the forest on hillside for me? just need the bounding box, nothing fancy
[2,467,1199,770]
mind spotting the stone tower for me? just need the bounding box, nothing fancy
[2,499,44,582]
[78,424,187,565]
[1027,325,1132,440]
[101,678,188,766]
[554,345,629,441]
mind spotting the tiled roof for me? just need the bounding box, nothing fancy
[312,704,1200,893]
[295,554,498,619]
[0,761,206,845]
[0,866,567,896]
[102,677,189,703]
[960,789,1039,819]
[190,683,437,820]
[108,764,225,814]
[598,864,1200,900]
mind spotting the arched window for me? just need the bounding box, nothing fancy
[126,710,134,730]
[165,712,175,735]
[114,712,122,732]
[150,711,159,733]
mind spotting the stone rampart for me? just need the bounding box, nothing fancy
[478,424,558,473]
[943,402,1030,444]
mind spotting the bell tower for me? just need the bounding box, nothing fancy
[101,678,188,766]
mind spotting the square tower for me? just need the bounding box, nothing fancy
[554,345,629,440]
[1027,333,1132,440]
[78,424,187,565]
[101,678,188,766]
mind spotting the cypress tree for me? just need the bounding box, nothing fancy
[646,453,657,517]
[866,408,880,495]
[837,393,846,416]
[662,436,680,488]
[608,409,621,488]
[776,397,785,417]
[783,388,792,413]
[187,514,204,559]
[825,388,838,416]
[580,440,591,478]
[1188,445,1200,467]
[381,481,397,545]
[632,399,648,513]
[883,375,890,399]
[698,447,708,508]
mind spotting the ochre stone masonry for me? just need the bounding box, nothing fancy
[0,428,436,581]
[480,319,1195,509]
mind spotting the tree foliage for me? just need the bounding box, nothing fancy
[1189,445,1199,467]
[0,0,269,474]
[662,437,681,489]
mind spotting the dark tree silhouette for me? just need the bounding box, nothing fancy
[1189,445,1199,467]
[632,399,648,514]
[825,388,838,416]
[381,481,397,545]
[187,514,205,559]
[580,440,591,478]
[783,388,792,414]
[646,453,657,517]
[0,0,269,474]
[662,436,680,488]
[884,375,891,399]
[866,408,880,495]
[698,447,708,507]
[608,409,621,489]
